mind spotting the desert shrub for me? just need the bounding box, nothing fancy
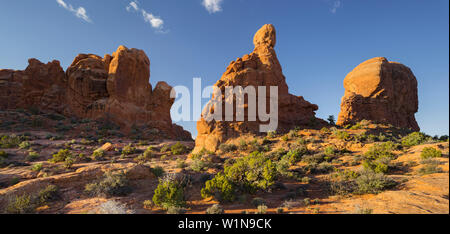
[160,144,171,153]
[304,162,335,174]
[151,166,165,177]
[284,146,308,165]
[50,149,73,163]
[171,142,189,155]
[122,144,136,156]
[362,142,397,174]
[166,206,187,214]
[420,147,442,159]
[143,200,153,209]
[152,176,186,209]
[190,157,208,172]
[323,146,337,156]
[201,172,236,202]
[418,159,442,175]
[251,197,266,207]
[333,130,350,141]
[267,131,276,138]
[37,185,59,204]
[202,151,278,202]
[355,170,397,194]
[5,194,35,214]
[31,163,43,172]
[85,171,132,197]
[302,153,326,164]
[91,149,105,161]
[176,159,187,169]
[0,135,23,149]
[26,151,40,161]
[401,132,427,147]
[64,156,75,169]
[256,205,268,214]
[218,144,237,153]
[206,204,224,214]
[321,127,331,133]
[0,150,7,158]
[96,200,134,214]
[354,205,373,214]
[19,141,31,149]
[281,135,289,142]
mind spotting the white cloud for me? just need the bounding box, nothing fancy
[202,0,223,14]
[330,0,342,14]
[126,1,166,32]
[56,0,92,22]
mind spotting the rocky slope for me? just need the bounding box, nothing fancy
[337,57,419,131]
[195,24,326,152]
[0,46,191,141]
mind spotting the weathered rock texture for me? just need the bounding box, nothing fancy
[0,46,191,140]
[195,24,325,152]
[337,57,419,131]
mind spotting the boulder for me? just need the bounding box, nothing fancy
[337,57,419,131]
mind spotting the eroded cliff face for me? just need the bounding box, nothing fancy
[0,46,192,140]
[194,24,325,152]
[337,57,419,131]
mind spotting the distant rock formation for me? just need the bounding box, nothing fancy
[0,46,192,140]
[337,57,419,131]
[194,24,325,152]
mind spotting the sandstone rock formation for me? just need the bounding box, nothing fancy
[0,46,192,140]
[0,59,66,112]
[337,57,419,131]
[194,24,325,152]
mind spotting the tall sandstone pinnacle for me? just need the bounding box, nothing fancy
[337,57,419,131]
[0,46,192,140]
[194,24,325,152]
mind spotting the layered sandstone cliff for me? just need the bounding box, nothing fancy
[0,46,192,140]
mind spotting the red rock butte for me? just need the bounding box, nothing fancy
[0,46,192,140]
[337,57,419,131]
[194,24,326,152]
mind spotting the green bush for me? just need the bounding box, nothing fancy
[171,142,189,155]
[121,144,136,155]
[31,163,43,172]
[201,173,236,202]
[5,194,35,214]
[401,132,427,147]
[91,149,105,161]
[37,185,59,204]
[218,144,237,153]
[355,170,397,194]
[0,150,7,158]
[152,177,186,209]
[201,151,278,202]
[151,166,165,177]
[50,149,73,163]
[0,135,23,149]
[160,144,171,153]
[323,146,337,156]
[26,151,40,161]
[251,197,266,207]
[420,147,442,159]
[206,204,224,214]
[85,171,131,197]
[19,141,31,149]
[333,131,350,141]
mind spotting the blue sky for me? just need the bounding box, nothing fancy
[0,0,448,137]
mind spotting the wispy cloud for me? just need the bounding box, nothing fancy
[202,0,223,14]
[126,1,167,33]
[330,0,342,14]
[56,0,92,22]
